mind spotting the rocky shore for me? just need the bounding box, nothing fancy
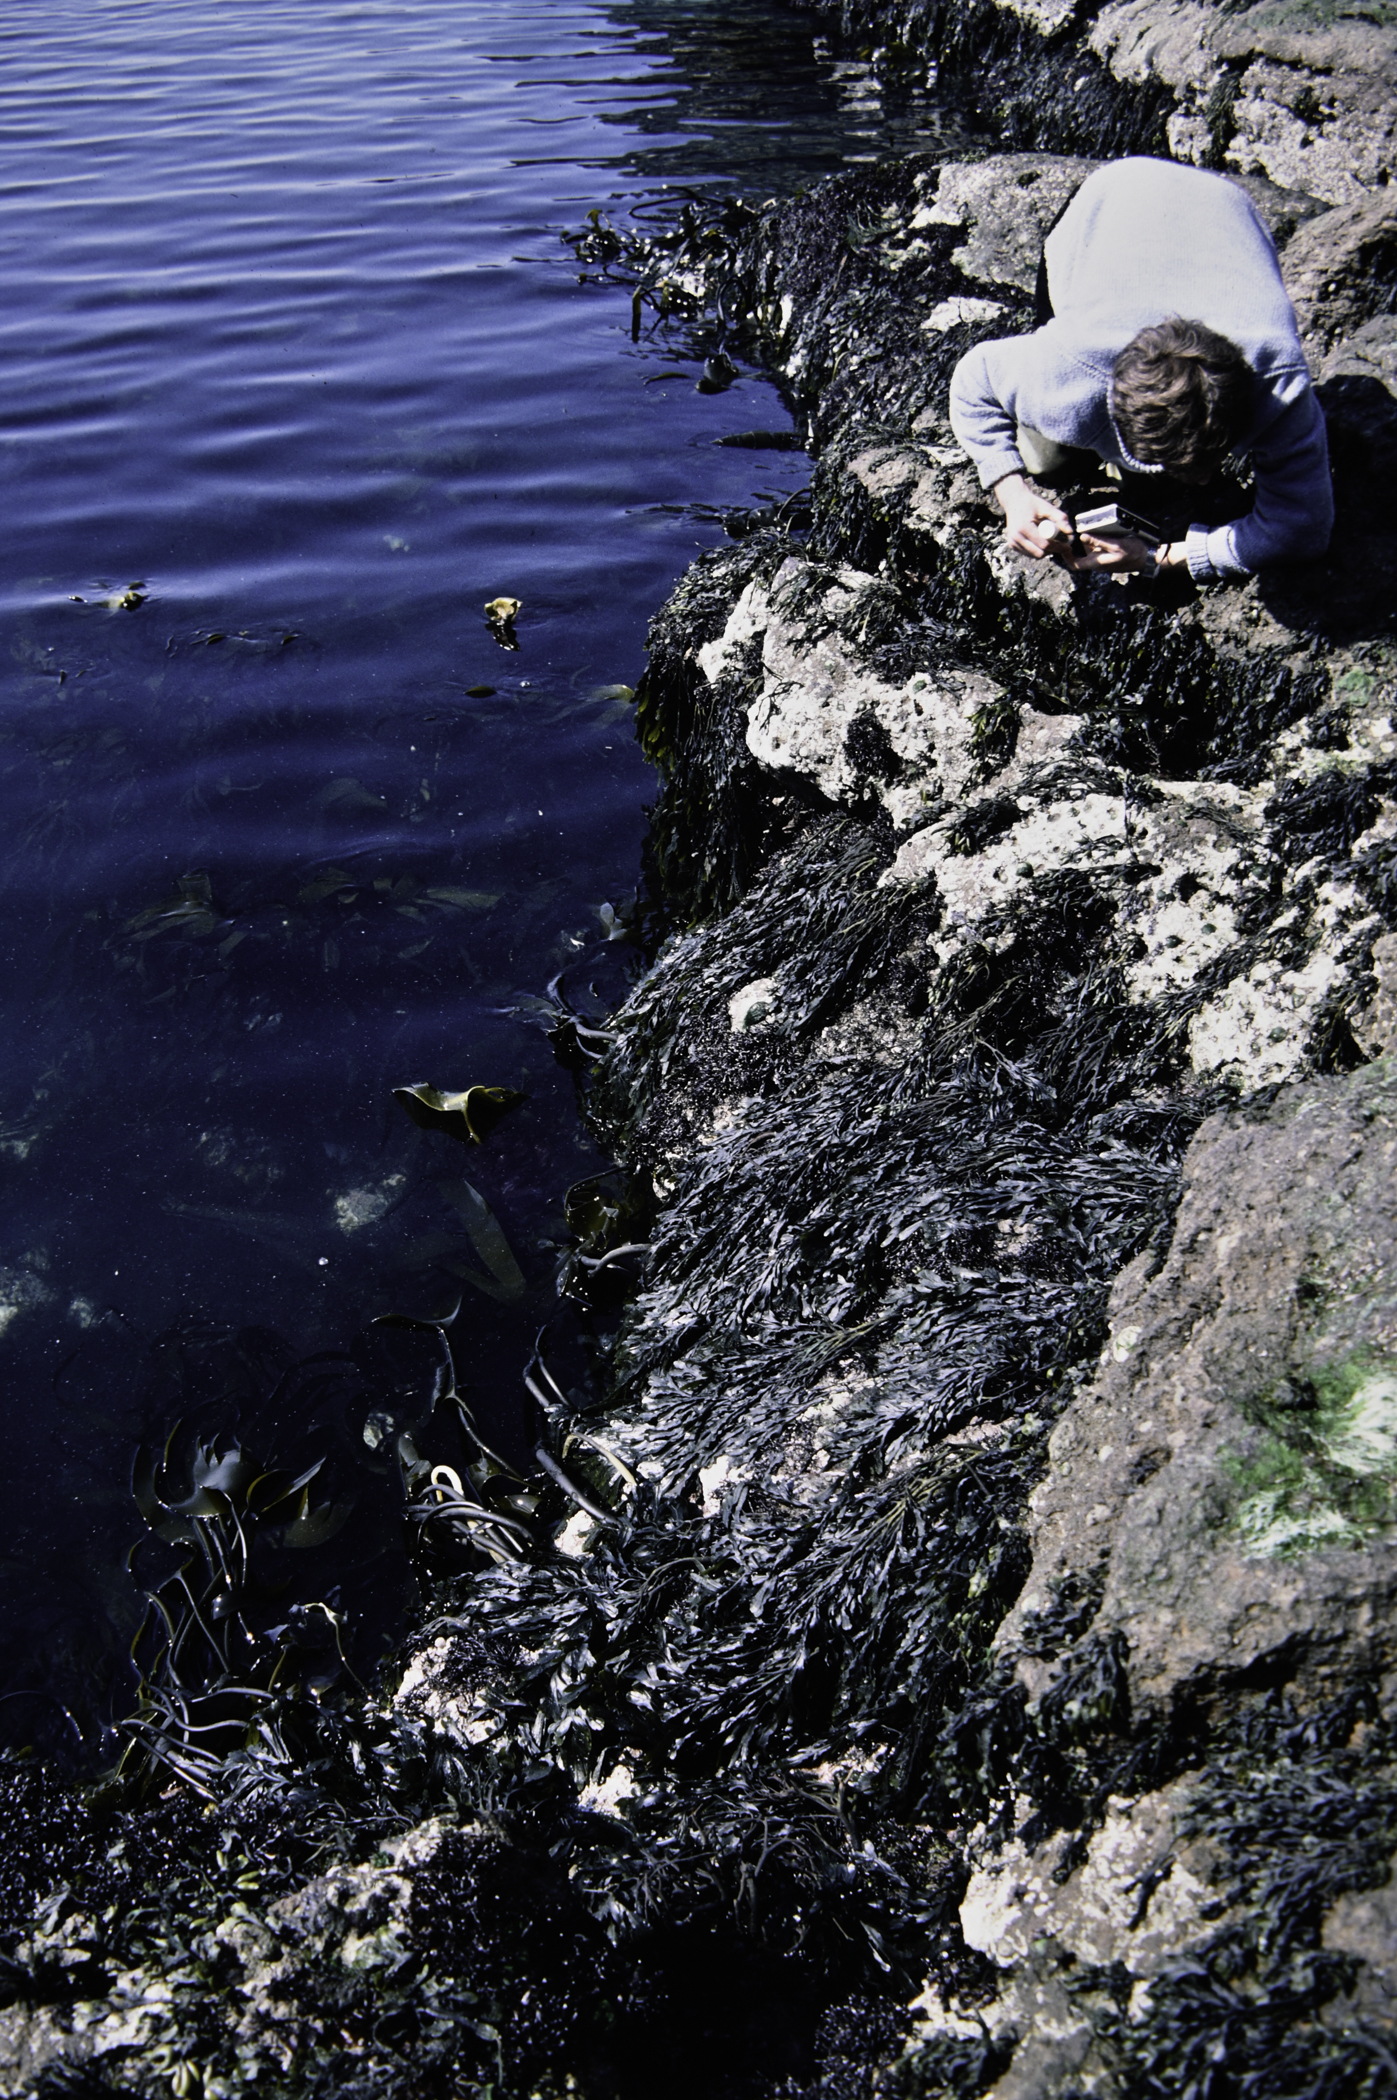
[554,126,1397,2094]
[791,0,1396,208]
[4,14,1397,2100]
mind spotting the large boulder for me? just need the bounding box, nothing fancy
[998,1056,1397,1721]
[885,1057,1397,2097]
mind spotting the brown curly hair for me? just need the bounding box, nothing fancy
[1111,317,1252,472]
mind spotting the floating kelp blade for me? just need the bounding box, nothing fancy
[118,1402,369,1801]
[296,865,355,905]
[562,1170,627,1242]
[184,1443,260,1505]
[133,1431,262,1527]
[532,1443,613,1524]
[397,1434,534,1570]
[274,1489,352,1550]
[393,1081,526,1146]
[580,205,622,259]
[439,1176,527,1301]
[697,350,738,392]
[371,1298,464,1332]
[131,1442,202,1547]
[314,775,388,813]
[123,869,218,940]
[245,1457,326,1517]
[715,429,804,451]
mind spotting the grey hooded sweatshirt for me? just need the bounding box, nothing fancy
[948,158,1333,580]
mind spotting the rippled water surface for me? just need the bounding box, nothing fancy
[0,0,973,1723]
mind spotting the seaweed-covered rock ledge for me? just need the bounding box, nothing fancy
[504,147,1397,2091]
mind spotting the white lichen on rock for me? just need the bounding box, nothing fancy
[959,1779,1225,1978]
[697,523,1396,1098]
[921,295,1006,334]
[737,555,1003,830]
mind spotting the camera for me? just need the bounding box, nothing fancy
[1073,501,1162,544]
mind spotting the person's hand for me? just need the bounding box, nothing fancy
[1063,535,1189,576]
[994,472,1073,559]
[1063,532,1152,573]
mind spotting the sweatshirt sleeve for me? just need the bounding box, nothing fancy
[948,336,1037,490]
[1185,385,1334,581]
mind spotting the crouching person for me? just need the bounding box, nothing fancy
[948,157,1334,583]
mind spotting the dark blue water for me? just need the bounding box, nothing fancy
[0,0,973,1729]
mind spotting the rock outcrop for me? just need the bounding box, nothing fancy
[796,0,1397,210]
[544,128,1397,2097]
[999,1059,1397,1717]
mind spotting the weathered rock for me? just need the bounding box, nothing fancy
[1354,927,1397,1056]
[1088,0,1226,117]
[0,2003,82,2095]
[700,549,1004,828]
[1282,186,1397,358]
[675,526,1394,1096]
[910,154,1099,293]
[1324,1857,1397,2024]
[959,1775,1229,1978]
[1218,16,1397,204]
[998,1056,1397,1723]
